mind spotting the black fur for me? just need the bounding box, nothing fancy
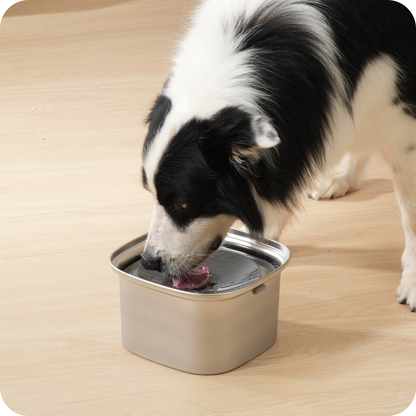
[155,108,265,232]
[315,0,416,113]
[143,95,172,157]
[232,3,335,208]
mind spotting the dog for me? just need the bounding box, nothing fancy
[140,0,416,311]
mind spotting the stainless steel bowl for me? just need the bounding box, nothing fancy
[110,228,291,374]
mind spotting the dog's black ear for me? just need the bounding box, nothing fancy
[199,107,280,170]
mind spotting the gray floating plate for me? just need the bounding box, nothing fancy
[124,247,273,294]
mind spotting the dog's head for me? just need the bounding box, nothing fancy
[141,95,280,276]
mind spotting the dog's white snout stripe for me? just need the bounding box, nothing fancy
[145,203,163,251]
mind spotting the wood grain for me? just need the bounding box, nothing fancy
[0,1,415,415]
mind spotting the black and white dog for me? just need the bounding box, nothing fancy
[141,0,416,311]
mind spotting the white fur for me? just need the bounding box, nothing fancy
[309,57,407,200]
[145,203,234,276]
[309,153,371,200]
[381,134,416,310]
[309,56,416,311]
[251,115,281,148]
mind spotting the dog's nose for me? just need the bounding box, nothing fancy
[141,252,162,272]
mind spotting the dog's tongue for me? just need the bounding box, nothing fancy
[172,266,211,289]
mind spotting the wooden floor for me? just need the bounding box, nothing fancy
[1,1,415,415]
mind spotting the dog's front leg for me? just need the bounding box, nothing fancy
[383,139,416,312]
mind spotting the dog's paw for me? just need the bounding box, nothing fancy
[308,178,352,200]
[397,273,416,312]
[308,154,368,200]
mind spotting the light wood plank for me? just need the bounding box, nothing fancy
[0,1,415,416]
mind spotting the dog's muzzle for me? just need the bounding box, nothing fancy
[141,235,222,274]
[141,252,162,272]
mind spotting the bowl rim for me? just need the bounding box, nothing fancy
[109,227,291,301]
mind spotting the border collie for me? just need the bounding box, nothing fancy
[141,0,416,311]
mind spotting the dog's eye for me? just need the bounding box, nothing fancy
[168,203,189,212]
